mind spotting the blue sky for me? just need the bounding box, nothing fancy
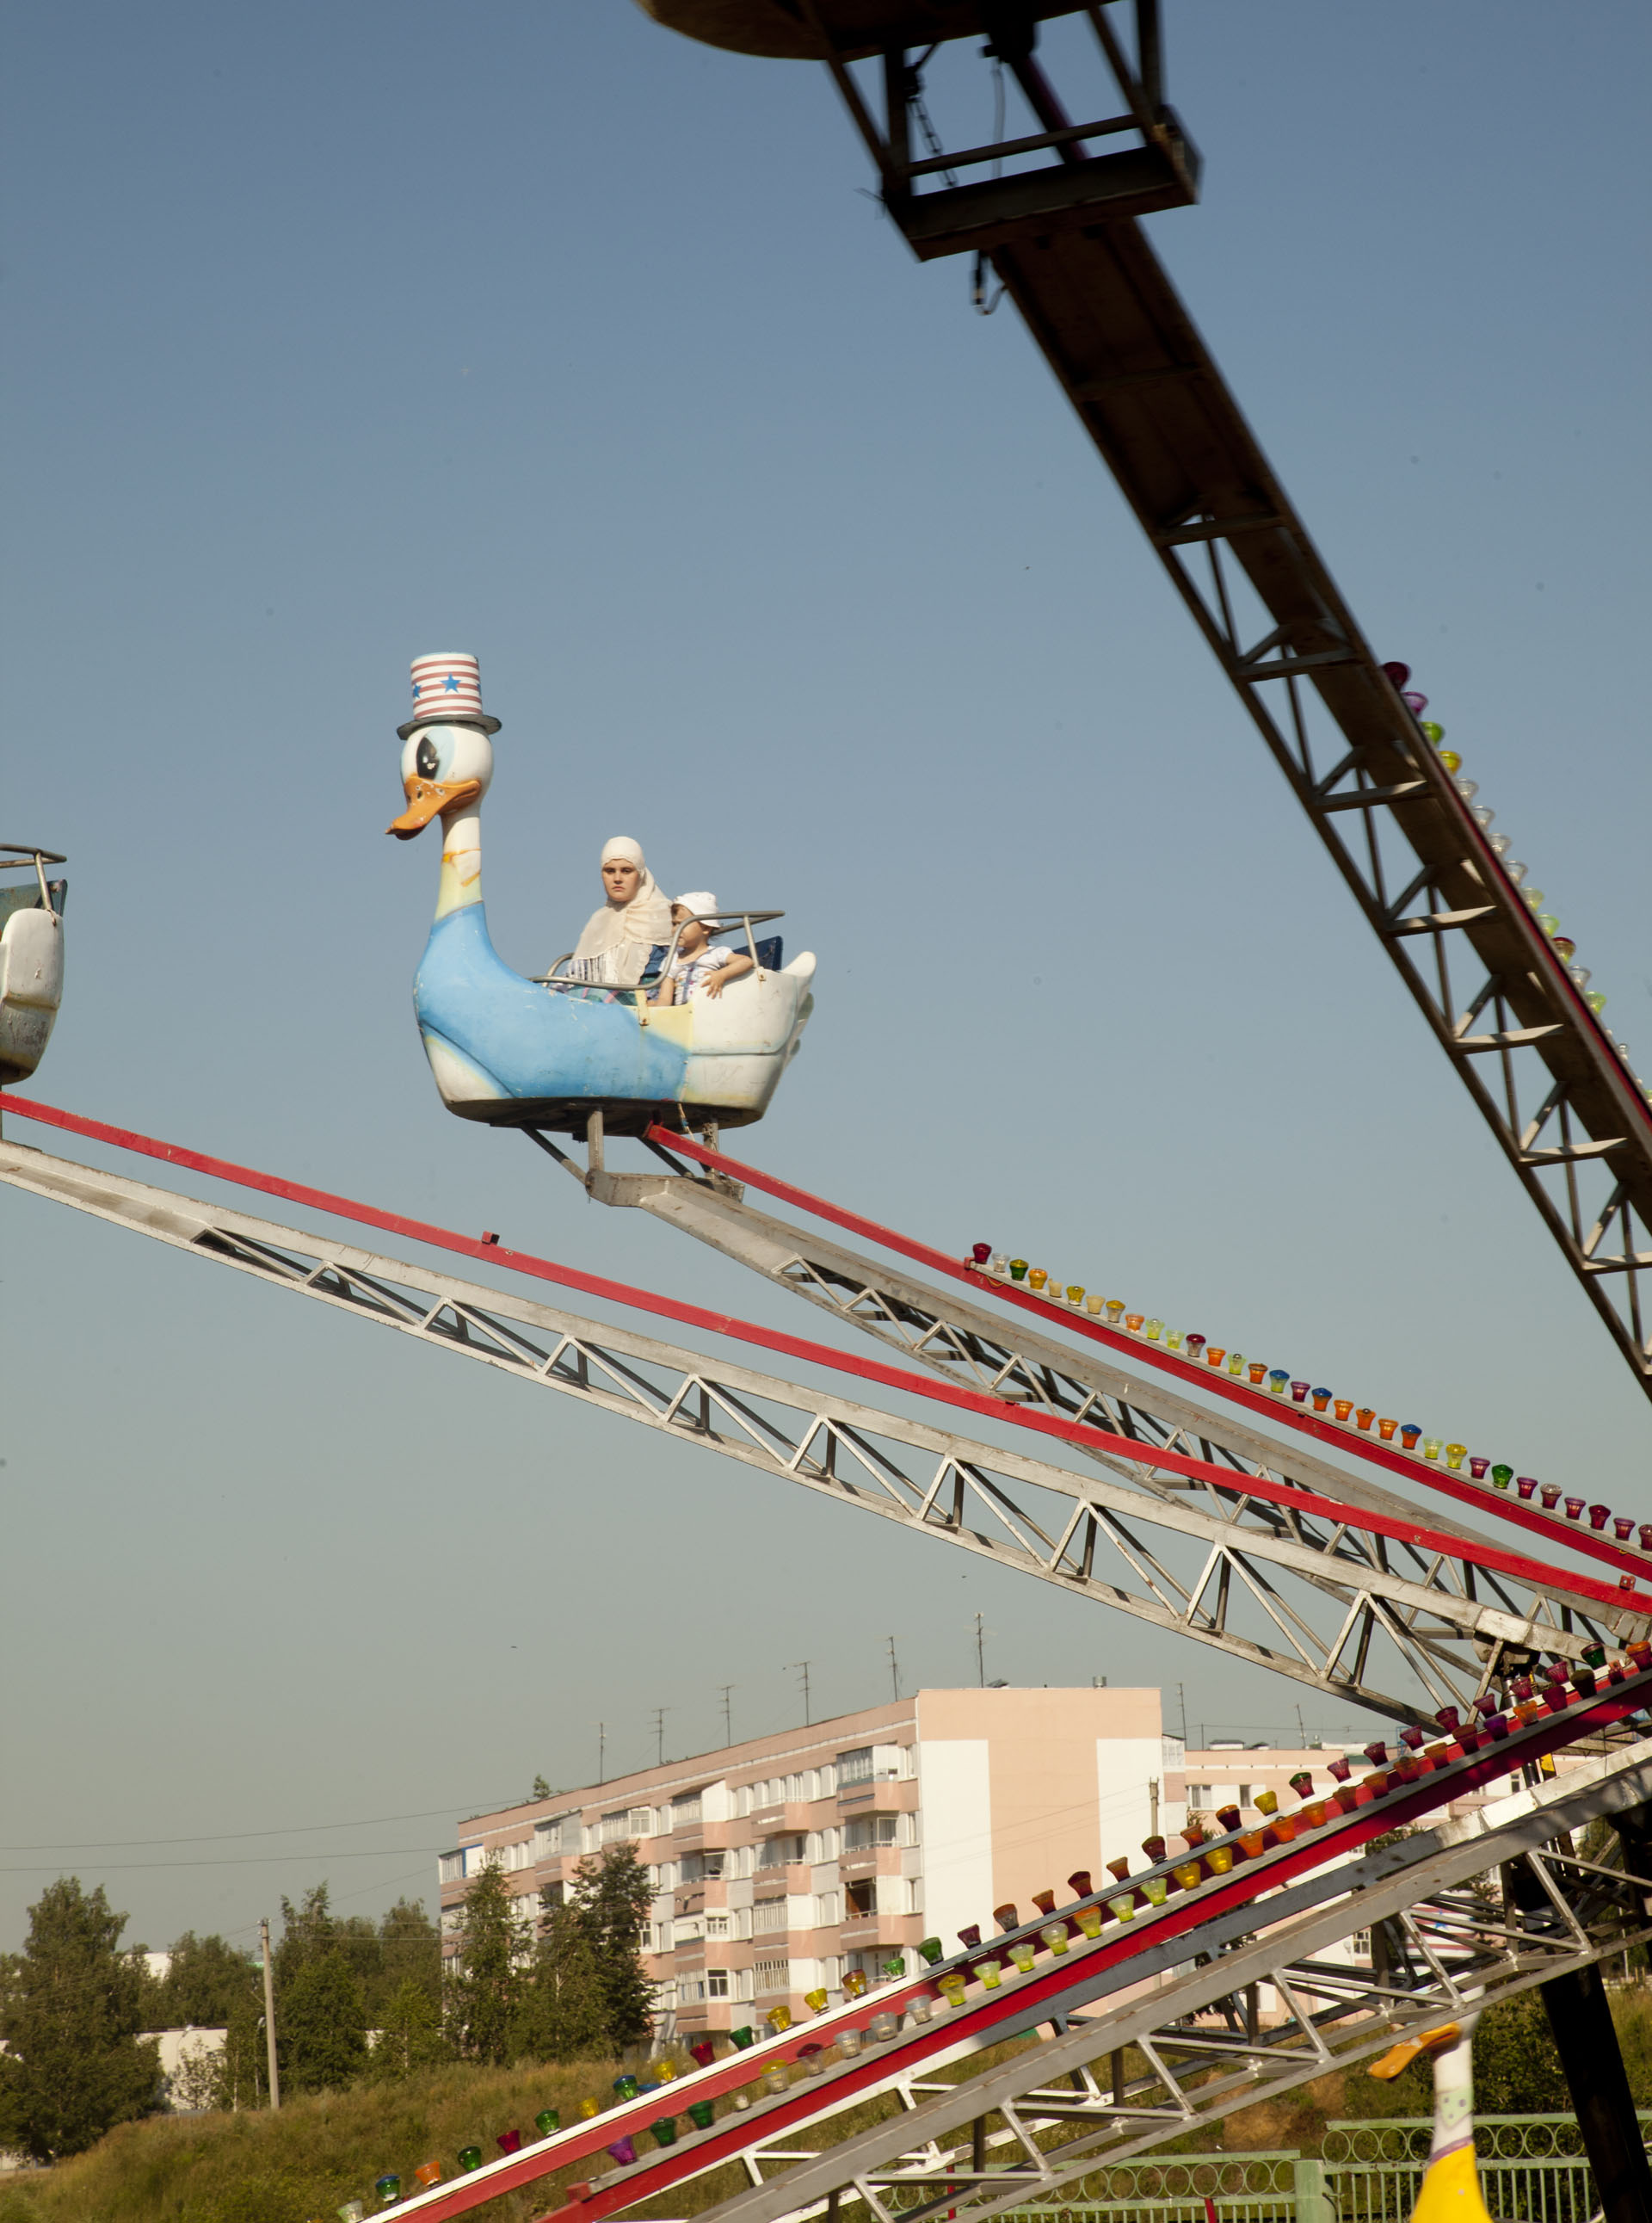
[2,1,1647,1955]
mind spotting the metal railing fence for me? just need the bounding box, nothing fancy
[1005,2115,1652,2220]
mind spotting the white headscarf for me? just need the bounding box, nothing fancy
[570,835,672,984]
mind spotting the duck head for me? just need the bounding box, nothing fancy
[388,722,495,839]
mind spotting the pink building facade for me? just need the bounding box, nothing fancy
[441,1687,1180,2033]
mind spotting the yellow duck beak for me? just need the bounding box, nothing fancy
[1369,2022,1462,2080]
[387,773,483,840]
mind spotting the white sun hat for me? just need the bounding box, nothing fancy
[398,651,502,738]
[674,891,719,920]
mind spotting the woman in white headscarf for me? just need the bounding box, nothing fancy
[567,836,673,985]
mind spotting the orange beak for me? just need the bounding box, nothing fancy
[386,775,483,840]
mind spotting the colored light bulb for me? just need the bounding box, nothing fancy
[607,2137,636,2166]
[1402,690,1428,713]
[993,1902,1020,1932]
[1467,1455,1489,1479]
[881,1955,904,1979]
[1108,1894,1137,1922]
[1206,1843,1234,1873]
[1140,1835,1167,1862]
[869,2012,898,2041]
[803,1987,829,2012]
[1445,1443,1467,1470]
[1076,1905,1103,1937]
[535,2109,561,2137]
[496,2128,522,2158]
[458,2147,484,2171]
[1238,1830,1267,1857]
[766,2006,792,2033]
[1472,805,1495,830]
[1086,1292,1105,1314]
[989,1252,1008,1275]
[1125,1312,1145,1333]
[1101,1299,1122,1324]
[1172,1862,1201,1890]
[1289,1772,1315,1797]
[580,2099,601,2121]
[1400,1423,1421,1448]
[841,1972,867,1999]
[1504,857,1526,882]
[1553,936,1576,960]
[1067,1869,1093,1898]
[837,2027,864,2055]
[1615,1516,1636,1542]
[1187,1335,1206,1356]
[1268,1368,1289,1393]
[1333,1399,1353,1423]
[1039,1922,1071,1954]
[375,2178,402,2208]
[1027,1269,1047,1291]
[1377,1417,1397,1441]
[1490,833,1511,855]
[1166,1330,1184,1350]
[1227,1352,1245,1376]
[650,2118,679,2148]
[1215,1804,1242,1831]
[1569,966,1592,989]
[1030,1890,1057,1916]
[1565,1496,1585,1521]
[1326,1757,1351,1782]
[1106,1856,1132,1881]
[916,1937,945,1965]
[1008,1942,1037,1973]
[977,1956,1005,1984]
[340,2204,367,2222]
[1540,1483,1562,1509]
[1364,1741,1389,1766]
[1068,1285,1086,1306]
[1142,1874,1168,1905]
[1206,1346,1227,1368]
[1538,913,1560,936]
[1302,1801,1328,1829]
[413,2171,443,2194]
[1586,1503,1610,1530]
[1455,778,1478,801]
[957,1924,982,1949]
[1008,1259,1027,1281]
[613,2074,639,2100]
[1380,660,1411,687]
[1354,1407,1375,1431]
[1523,887,1544,910]
[971,1243,991,1264]
[764,2063,792,2092]
[1291,1379,1310,1402]
[1641,1526,1652,1551]
[1254,1788,1279,1815]
[939,1973,968,2004]
[688,2040,716,2066]
[1146,1318,1164,1339]
[1439,749,1462,772]
[1422,1437,1441,1460]
[1421,720,1444,743]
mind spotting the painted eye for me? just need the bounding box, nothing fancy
[416,736,441,779]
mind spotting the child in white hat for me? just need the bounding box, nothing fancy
[655,893,754,1006]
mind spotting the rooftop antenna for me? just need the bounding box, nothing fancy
[651,1706,673,1767]
[974,1612,987,1687]
[786,1660,813,1726]
[597,1721,607,1786]
[886,1635,901,1701]
[718,1683,736,1745]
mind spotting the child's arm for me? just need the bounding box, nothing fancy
[653,974,677,1006]
[702,950,754,998]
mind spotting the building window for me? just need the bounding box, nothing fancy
[844,1880,876,1917]
[822,1826,840,1859]
[844,1813,899,1850]
[601,1807,651,1844]
[707,1968,730,1998]
[541,1881,565,1909]
[673,1792,704,1826]
[1239,1785,1254,1807]
[818,1765,837,1798]
[753,1899,788,1935]
[1186,1785,1211,1807]
[706,1913,730,1937]
[815,1893,841,1926]
[837,1748,873,1788]
[905,1878,923,1914]
[439,1851,463,1884]
[758,1834,805,1869]
[681,1851,724,1883]
[1352,1930,1372,1958]
[754,1956,791,1995]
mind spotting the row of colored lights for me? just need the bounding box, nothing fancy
[964,1242,1652,1559]
[1385,659,1649,1108]
[326,1641,1650,2218]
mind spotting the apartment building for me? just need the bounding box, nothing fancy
[441,1686,1183,2033]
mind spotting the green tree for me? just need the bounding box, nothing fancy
[447,1862,525,2066]
[532,1775,553,1801]
[217,1989,268,2110]
[513,1898,608,2063]
[280,1950,367,2095]
[0,1879,161,2160]
[274,1884,381,2002]
[574,1843,656,2051]
[1473,1991,1569,2115]
[371,1976,453,2079]
[373,1898,441,2020]
[155,1931,260,2028]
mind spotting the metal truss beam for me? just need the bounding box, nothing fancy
[626,1745,1652,2223]
[804,39,1652,1399]
[4,1136,1644,1722]
[606,1129,1651,1590]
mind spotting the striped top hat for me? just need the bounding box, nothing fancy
[397,652,502,738]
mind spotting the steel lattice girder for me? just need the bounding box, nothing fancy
[630,1744,1652,2223]
[797,38,1652,1397]
[593,1146,1648,1591]
[3,1138,1644,1723]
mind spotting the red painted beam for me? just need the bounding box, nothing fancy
[648,1125,1650,1584]
[5,1092,1646,1616]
